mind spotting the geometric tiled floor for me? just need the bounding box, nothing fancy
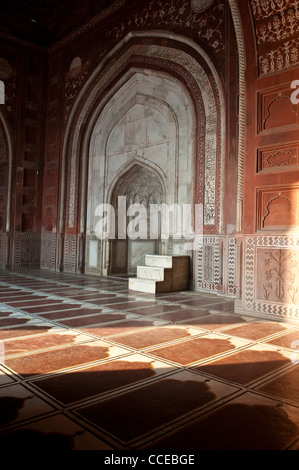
[0,269,299,450]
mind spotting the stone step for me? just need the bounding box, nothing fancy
[129,255,190,294]
[145,255,173,268]
[128,277,163,294]
[137,265,168,281]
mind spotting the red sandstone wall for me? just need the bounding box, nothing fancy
[0,42,47,268]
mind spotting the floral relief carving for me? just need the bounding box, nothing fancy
[263,249,298,304]
[107,0,225,52]
[252,0,299,43]
[259,38,299,74]
[250,0,299,75]
[117,166,164,207]
[64,58,93,117]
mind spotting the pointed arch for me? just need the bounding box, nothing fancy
[61,32,226,233]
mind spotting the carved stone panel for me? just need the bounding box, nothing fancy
[257,186,299,230]
[14,233,41,268]
[63,235,77,272]
[258,86,299,133]
[258,143,299,172]
[196,236,223,292]
[40,233,56,270]
[256,248,299,306]
[238,235,299,320]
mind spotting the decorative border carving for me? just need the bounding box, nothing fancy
[106,0,225,52]
[63,234,77,272]
[0,233,7,268]
[40,233,56,270]
[196,236,223,292]
[14,233,41,268]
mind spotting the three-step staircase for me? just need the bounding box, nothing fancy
[129,255,190,294]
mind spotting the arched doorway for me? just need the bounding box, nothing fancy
[85,66,197,276]
[62,34,226,289]
[111,164,164,275]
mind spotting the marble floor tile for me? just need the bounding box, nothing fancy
[193,344,293,385]
[69,293,118,300]
[183,313,249,331]
[5,340,130,378]
[127,304,186,315]
[0,322,55,341]
[0,414,112,450]
[74,370,239,443]
[223,321,294,341]
[20,303,83,314]
[142,392,299,450]
[81,318,166,338]
[0,316,33,328]
[5,298,61,307]
[0,383,56,426]
[57,312,130,328]
[265,329,299,349]
[37,307,105,320]
[152,309,211,323]
[108,326,202,350]
[0,366,17,386]
[31,355,175,405]
[3,330,90,357]
[256,365,299,404]
[148,333,250,365]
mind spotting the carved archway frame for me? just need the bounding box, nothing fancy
[0,111,13,234]
[60,31,231,271]
[227,0,247,232]
[0,109,13,268]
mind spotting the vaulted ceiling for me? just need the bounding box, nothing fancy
[0,0,118,47]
